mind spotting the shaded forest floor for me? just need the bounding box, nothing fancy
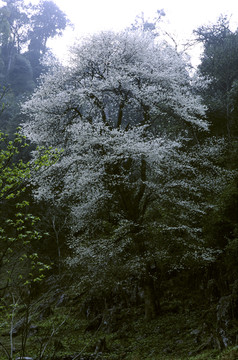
[1,276,238,360]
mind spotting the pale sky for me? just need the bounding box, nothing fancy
[2,0,238,64]
[53,0,238,35]
[47,0,238,65]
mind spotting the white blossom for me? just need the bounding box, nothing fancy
[21,30,231,286]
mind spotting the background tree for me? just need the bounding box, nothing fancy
[28,0,70,55]
[195,16,238,298]
[194,15,238,138]
[0,0,69,133]
[130,9,166,34]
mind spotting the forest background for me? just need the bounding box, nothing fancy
[0,1,238,359]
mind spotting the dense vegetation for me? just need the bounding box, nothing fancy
[0,2,237,359]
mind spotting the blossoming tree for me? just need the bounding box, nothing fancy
[22,30,227,320]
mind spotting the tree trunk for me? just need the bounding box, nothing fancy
[143,266,160,321]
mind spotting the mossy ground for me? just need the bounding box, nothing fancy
[1,292,237,360]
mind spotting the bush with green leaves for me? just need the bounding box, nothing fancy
[0,130,61,359]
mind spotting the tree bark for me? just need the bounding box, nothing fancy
[143,266,160,321]
[116,101,125,128]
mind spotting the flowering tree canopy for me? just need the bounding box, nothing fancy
[21,30,228,319]
[22,30,208,143]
